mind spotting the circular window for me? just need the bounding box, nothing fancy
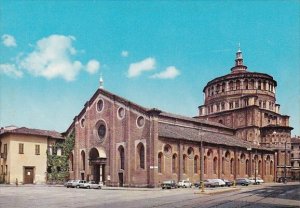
[164,144,172,156]
[136,116,145,128]
[98,124,106,140]
[80,118,85,128]
[187,147,194,158]
[118,107,125,119]
[97,99,104,112]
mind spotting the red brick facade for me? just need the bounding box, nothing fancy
[66,88,275,187]
[66,48,291,186]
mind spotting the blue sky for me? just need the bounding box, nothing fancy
[0,1,299,135]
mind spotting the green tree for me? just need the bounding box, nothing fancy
[47,134,75,184]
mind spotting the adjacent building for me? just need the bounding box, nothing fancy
[291,136,300,181]
[65,48,290,187]
[0,126,63,184]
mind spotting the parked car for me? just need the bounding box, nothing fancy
[211,179,226,187]
[221,179,233,187]
[71,180,86,188]
[235,178,251,186]
[178,180,192,188]
[65,180,74,188]
[249,177,264,184]
[161,180,177,189]
[80,181,102,189]
[203,179,218,188]
[194,181,201,188]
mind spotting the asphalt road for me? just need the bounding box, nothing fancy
[0,183,299,208]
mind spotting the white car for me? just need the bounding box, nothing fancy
[249,177,264,184]
[210,179,226,187]
[178,180,192,188]
[80,181,102,189]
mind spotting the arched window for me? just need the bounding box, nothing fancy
[81,150,85,171]
[229,81,234,90]
[222,157,225,174]
[137,143,145,169]
[237,159,240,175]
[158,152,163,173]
[221,102,225,110]
[183,155,187,174]
[258,160,262,175]
[258,80,261,90]
[69,153,74,171]
[194,156,199,174]
[118,146,125,170]
[230,158,234,174]
[244,79,249,89]
[213,157,218,174]
[250,79,255,89]
[236,80,241,90]
[266,155,271,175]
[204,156,207,174]
[222,82,226,92]
[172,154,177,173]
[225,151,230,159]
[246,159,249,176]
[252,159,255,175]
[270,161,274,175]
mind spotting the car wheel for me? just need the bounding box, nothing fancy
[87,186,90,189]
[76,185,80,188]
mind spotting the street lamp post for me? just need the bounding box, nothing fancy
[284,141,287,184]
[254,150,257,185]
[199,128,204,192]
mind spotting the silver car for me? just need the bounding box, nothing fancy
[65,180,74,188]
[80,181,102,189]
[72,180,86,188]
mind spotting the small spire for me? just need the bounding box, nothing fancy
[237,42,241,52]
[230,44,247,73]
[99,73,104,89]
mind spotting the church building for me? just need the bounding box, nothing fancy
[66,48,292,187]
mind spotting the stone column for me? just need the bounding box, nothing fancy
[226,81,229,92]
[255,80,258,89]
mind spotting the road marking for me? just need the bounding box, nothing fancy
[285,190,294,194]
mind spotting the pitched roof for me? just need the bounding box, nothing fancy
[65,88,150,134]
[0,127,63,139]
[158,122,272,151]
[159,111,233,130]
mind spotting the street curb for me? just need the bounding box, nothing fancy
[194,187,241,195]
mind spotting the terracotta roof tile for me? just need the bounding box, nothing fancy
[0,127,63,139]
[159,111,232,129]
[158,122,272,151]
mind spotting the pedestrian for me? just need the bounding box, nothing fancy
[16,178,18,186]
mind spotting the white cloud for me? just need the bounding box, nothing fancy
[1,34,17,47]
[19,34,90,81]
[0,63,23,78]
[86,60,100,74]
[121,50,129,57]
[128,57,156,78]
[150,66,180,79]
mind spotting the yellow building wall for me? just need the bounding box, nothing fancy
[4,134,48,184]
